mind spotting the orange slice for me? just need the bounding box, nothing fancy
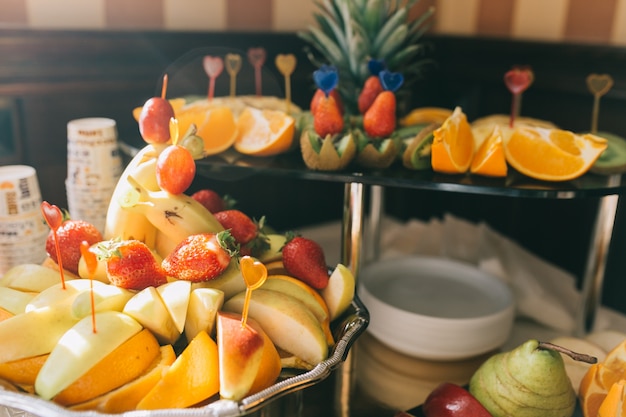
[504,127,608,181]
[136,330,219,410]
[69,344,176,413]
[234,107,295,156]
[431,107,475,174]
[0,353,48,387]
[470,125,507,177]
[598,379,626,417]
[176,106,238,155]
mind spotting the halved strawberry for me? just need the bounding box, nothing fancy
[162,231,235,282]
[44,218,103,275]
[95,239,167,290]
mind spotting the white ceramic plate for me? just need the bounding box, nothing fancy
[359,256,515,360]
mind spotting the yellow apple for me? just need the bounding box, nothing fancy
[184,287,224,343]
[193,260,246,300]
[257,234,287,263]
[321,263,355,321]
[261,276,328,323]
[123,286,180,344]
[157,280,191,333]
[224,289,328,366]
[70,282,134,319]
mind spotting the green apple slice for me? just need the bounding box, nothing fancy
[0,287,36,315]
[123,286,180,345]
[193,260,246,300]
[184,288,224,343]
[321,264,355,321]
[0,263,73,292]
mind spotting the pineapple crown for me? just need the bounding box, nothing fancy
[298,0,435,114]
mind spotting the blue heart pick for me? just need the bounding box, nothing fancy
[313,65,339,95]
[379,70,404,93]
[367,59,386,76]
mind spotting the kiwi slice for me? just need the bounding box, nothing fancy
[590,131,626,174]
[402,123,439,170]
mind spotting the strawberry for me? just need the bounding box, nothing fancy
[162,231,235,282]
[213,209,257,245]
[313,93,344,138]
[191,189,234,213]
[363,90,396,138]
[95,239,167,290]
[44,219,103,275]
[358,75,384,114]
[311,89,344,115]
[281,235,329,289]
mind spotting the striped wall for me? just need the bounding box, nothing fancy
[2,0,626,45]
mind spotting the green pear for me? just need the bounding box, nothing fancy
[469,339,577,417]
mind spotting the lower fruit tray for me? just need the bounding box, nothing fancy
[0,295,369,417]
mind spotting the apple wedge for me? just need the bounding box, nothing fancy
[35,311,142,400]
[321,263,355,321]
[184,287,224,343]
[261,275,328,323]
[257,234,287,263]
[123,286,180,345]
[70,282,134,319]
[217,311,266,401]
[26,279,95,311]
[193,260,246,300]
[157,280,191,333]
[223,289,328,366]
[0,263,73,292]
[0,287,36,315]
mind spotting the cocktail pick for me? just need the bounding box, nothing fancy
[80,241,98,333]
[41,201,67,289]
[225,53,242,97]
[248,47,266,96]
[203,55,224,101]
[586,73,614,134]
[504,66,534,127]
[275,53,297,113]
[239,255,267,328]
[313,65,339,95]
[379,70,404,93]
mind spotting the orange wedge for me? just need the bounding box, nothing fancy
[431,106,475,174]
[53,328,161,406]
[69,345,176,413]
[504,127,608,181]
[136,330,219,410]
[598,379,626,417]
[580,363,610,417]
[0,307,14,322]
[0,353,48,387]
[234,107,295,156]
[176,106,238,155]
[470,125,507,177]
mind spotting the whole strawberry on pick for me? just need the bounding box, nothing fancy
[44,216,103,275]
[363,69,404,138]
[281,234,330,289]
[358,59,386,114]
[312,65,344,138]
[95,239,168,290]
[162,231,236,282]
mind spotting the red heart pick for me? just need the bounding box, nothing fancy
[247,47,266,69]
[203,56,224,78]
[504,68,534,95]
[41,201,63,230]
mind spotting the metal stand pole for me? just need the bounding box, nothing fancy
[335,182,365,417]
[366,185,384,264]
[576,175,621,336]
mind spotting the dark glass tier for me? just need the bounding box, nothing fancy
[194,149,626,199]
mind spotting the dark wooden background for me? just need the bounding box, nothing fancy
[1,29,626,314]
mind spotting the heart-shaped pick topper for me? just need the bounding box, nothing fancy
[248,47,267,96]
[313,65,339,96]
[240,256,267,328]
[275,54,297,76]
[379,70,404,93]
[587,73,614,97]
[225,53,242,97]
[203,56,224,100]
[504,67,534,95]
[367,59,386,76]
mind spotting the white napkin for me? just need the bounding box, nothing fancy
[297,213,581,333]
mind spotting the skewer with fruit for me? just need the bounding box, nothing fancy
[0,76,358,413]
